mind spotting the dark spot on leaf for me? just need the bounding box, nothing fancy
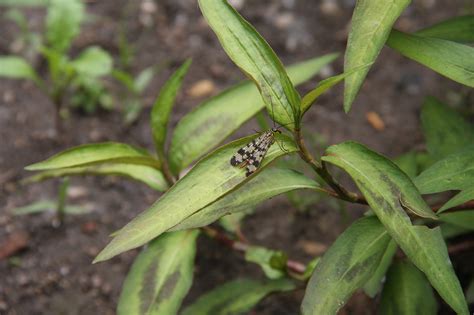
[156,270,181,302]
[345,252,380,282]
[140,259,160,314]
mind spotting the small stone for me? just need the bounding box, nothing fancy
[68,186,88,199]
[320,0,341,16]
[81,221,98,234]
[274,13,295,29]
[59,265,71,276]
[3,90,15,103]
[228,0,245,10]
[366,111,386,131]
[298,240,327,256]
[91,274,102,288]
[187,79,216,98]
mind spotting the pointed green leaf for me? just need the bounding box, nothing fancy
[198,0,301,129]
[301,64,371,115]
[169,54,337,174]
[322,141,468,314]
[70,46,113,77]
[46,0,84,53]
[415,15,474,43]
[421,96,474,160]
[363,239,398,297]
[415,146,474,194]
[387,29,474,88]
[117,230,199,315]
[181,278,295,315]
[380,261,438,315]
[25,142,160,171]
[343,0,410,112]
[0,56,40,83]
[302,216,392,314]
[170,168,319,231]
[151,60,191,156]
[24,164,168,191]
[94,134,297,263]
[12,200,56,215]
[439,211,474,231]
[439,188,474,213]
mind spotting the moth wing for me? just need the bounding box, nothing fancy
[245,137,273,176]
[230,134,265,166]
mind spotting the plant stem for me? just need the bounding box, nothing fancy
[294,128,366,204]
[56,177,69,225]
[202,226,307,276]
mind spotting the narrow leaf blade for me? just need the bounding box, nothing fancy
[94,134,297,263]
[170,168,319,231]
[151,60,191,155]
[302,216,392,314]
[415,146,474,194]
[181,278,295,315]
[380,261,438,315]
[169,54,337,174]
[343,0,410,112]
[322,142,468,314]
[25,164,168,191]
[117,230,199,315]
[198,0,301,128]
[415,15,474,43]
[387,29,474,88]
[25,142,160,171]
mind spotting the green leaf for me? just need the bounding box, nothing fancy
[301,216,391,314]
[363,239,398,297]
[322,141,468,314]
[12,200,56,215]
[151,60,191,156]
[439,211,474,231]
[421,96,474,160]
[12,200,90,215]
[415,15,474,43]
[415,146,474,194]
[0,56,40,83]
[24,164,168,191]
[380,261,438,315]
[181,278,295,315]
[343,0,410,112]
[70,46,113,77]
[394,152,418,179]
[245,246,287,279]
[46,0,84,53]
[25,142,160,171]
[94,134,297,263]
[117,230,199,315]
[112,69,136,92]
[198,0,301,129]
[169,54,337,174]
[301,64,371,115]
[170,168,320,231]
[439,187,474,213]
[387,29,474,88]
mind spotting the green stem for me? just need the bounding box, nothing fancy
[294,127,366,204]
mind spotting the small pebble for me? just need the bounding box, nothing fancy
[187,79,216,98]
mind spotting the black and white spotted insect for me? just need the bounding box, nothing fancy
[230,127,282,177]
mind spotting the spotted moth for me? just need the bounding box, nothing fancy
[230,127,281,176]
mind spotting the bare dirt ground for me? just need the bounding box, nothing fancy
[0,0,472,314]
